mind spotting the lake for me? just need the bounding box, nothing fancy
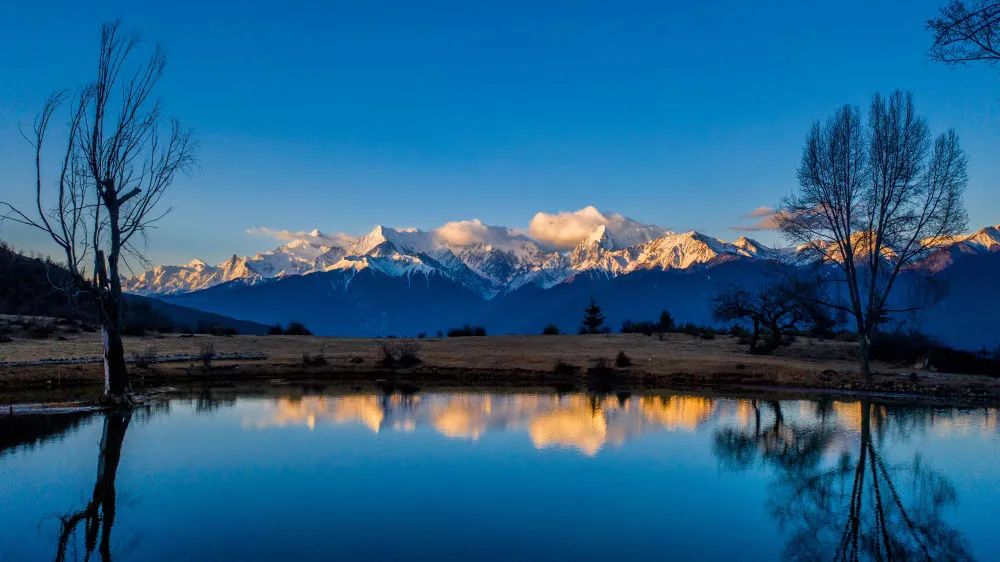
[2,386,998,561]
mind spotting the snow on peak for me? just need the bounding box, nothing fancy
[128,213,999,298]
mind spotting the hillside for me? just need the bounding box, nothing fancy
[0,241,269,335]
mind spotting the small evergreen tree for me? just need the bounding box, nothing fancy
[580,298,606,334]
[658,310,675,332]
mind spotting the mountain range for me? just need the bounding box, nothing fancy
[126,214,1000,350]
[126,220,778,297]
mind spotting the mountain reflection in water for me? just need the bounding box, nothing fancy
[246,393,719,455]
[2,388,997,562]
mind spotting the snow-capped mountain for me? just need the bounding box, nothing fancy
[127,211,1000,301]
[125,219,773,297]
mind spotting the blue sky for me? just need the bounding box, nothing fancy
[1,0,997,265]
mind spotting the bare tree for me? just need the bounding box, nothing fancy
[1,21,195,403]
[778,91,967,377]
[712,279,817,355]
[929,1,1000,65]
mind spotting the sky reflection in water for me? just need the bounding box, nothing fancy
[2,389,998,561]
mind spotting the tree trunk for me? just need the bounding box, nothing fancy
[95,248,131,403]
[99,296,130,403]
[858,333,872,379]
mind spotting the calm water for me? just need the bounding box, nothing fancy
[2,387,998,561]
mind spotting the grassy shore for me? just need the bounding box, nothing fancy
[2,329,999,405]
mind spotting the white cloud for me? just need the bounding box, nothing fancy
[528,206,664,249]
[434,219,527,248]
[245,227,354,245]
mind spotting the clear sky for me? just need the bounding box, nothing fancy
[1,0,997,266]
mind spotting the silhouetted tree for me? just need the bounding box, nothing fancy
[1,21,195,403]
[712,279,815,355]
[658,309,675,332]
[778,91,967,377]
[580,298,606,334]
[929,1,1000,66]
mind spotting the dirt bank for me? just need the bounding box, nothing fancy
[2,332,998,405]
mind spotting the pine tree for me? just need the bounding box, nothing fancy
[580,298,606,334]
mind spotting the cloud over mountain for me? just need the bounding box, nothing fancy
[245,226,354,246]
[433,219,525,247]
[527,206,664,249]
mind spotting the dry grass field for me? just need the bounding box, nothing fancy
[2,316,999,404]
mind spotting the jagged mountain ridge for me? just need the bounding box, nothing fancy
[126,222,774,297]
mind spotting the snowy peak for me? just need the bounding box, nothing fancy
[127,214,999,298]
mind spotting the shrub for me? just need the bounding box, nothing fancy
[302,350,328,367]
[284,321,312,336]
[614,351,632,367]
[378,342,421,368]
[542,324,561,335]
[699,331,716,340]
[870,330,1000,376]
[588,357,614,377]
[0,334,13,344]
[266,324,284,335]
[198,342,215,368]
[447,324,486,337]
[132,346,158,368]
[552,360,580,376]
[417,332,427,339]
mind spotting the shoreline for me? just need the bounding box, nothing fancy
[2,333,999,408]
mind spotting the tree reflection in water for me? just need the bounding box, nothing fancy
[54,411,131,562]
[714,400,973,561]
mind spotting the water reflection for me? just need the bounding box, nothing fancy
[54,411,131,562]
[713,400,977,560]
[2,388,996,561]
[244,392,720,455]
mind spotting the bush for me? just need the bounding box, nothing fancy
[870,330,1000,376]
[542,324,561,335]
[284,321,312,336]
[447,324,486,337]
[132,346,157,368]
[266,324,284,335]
[378,342,421,368]
[198,342,215,368]
[614,351,632,368]
[417,332,427,339]
[552,360,580,375]
[302,350,328,367]
[588,357,614,377]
